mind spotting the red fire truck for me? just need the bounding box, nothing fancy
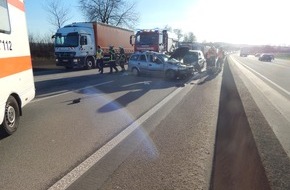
[130,29,178,54]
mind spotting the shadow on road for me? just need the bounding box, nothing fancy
[210,59,270,190]
[0,128,9,140]
[197,68,222,85]
[33,68,67,76]
[94,72,195,113]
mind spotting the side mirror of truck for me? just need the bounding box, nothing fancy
[80,36,87,46]
[130,35,135,46]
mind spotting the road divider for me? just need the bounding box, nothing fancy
[230,56,290,123]
[232,56,290,96]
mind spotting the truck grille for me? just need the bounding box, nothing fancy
[55,52,76,58]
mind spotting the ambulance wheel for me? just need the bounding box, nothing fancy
[1,96,20,135]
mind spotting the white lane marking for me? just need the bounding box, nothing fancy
[48,78,196,190]
[33,81,114,102]
[232,56,290,97]
[121,81,152,87]
[231,55,290,121]
[230,56,290,157]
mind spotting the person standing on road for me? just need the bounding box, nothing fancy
[217,47,225,69]
[119,46,126,72]
[206,46,217,67]
[96,45,104,74]
[109,46,119,74]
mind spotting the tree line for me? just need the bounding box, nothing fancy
[30,0,197,58]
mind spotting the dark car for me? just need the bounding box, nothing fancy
[259,53,274,62]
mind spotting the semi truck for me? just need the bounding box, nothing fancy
[53,22,134,69]
[240,47,250,57]
[0,0,35,135]
[130,29,178,54]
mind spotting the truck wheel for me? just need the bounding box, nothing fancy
[85,58,94,70]
[132,68,140,76]
[1,96,20,135]
[165,70,176,80]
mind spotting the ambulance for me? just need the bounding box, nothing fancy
[0,0,35,135]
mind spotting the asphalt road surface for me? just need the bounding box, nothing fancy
[0,59,289,190]
[229,54,290,157]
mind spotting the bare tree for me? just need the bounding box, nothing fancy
[78,0,139,29]
[164,25,172,32]
[183,32,196,42]
[43,0,72,30]
[173,29,183,41]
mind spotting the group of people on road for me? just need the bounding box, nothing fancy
[96,45,126,74]
[96,44,225,75]
[205,46,225,69]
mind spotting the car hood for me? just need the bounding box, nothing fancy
[170,47,189,60]
[165,61,193,69]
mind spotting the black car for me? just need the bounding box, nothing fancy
[259,53,274,62]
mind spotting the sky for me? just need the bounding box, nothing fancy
[25,0,290,45]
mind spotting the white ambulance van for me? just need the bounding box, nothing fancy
[0,0,35,135]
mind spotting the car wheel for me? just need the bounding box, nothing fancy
[132,68,140,76]
[165,70,176,80]
[195,64,201,72]
[1,96,20,135]
[85,57,94,70]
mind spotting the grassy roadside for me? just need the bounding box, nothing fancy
[274,53,290,60]
[31,57,58,69]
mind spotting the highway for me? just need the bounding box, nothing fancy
[229,54,290,157]
[0,58,289,190]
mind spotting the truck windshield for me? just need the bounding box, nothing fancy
[54,32,79,47]
[136,32,159,45]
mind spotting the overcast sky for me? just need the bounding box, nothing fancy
[25,0,290,45]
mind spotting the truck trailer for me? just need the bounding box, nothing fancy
[53,22,134,69]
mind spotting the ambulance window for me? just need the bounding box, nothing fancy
[0,0,11,34]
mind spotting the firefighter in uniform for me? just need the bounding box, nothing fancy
[96,45,104,74]
[119,46,126,72]
[205,46,217,67]
[109,46,119,73]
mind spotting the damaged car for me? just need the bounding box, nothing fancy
[128,51,194,79]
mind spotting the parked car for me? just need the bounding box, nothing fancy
[128,51,194,79]
[259,53,274,62]
[170,47,206,72]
